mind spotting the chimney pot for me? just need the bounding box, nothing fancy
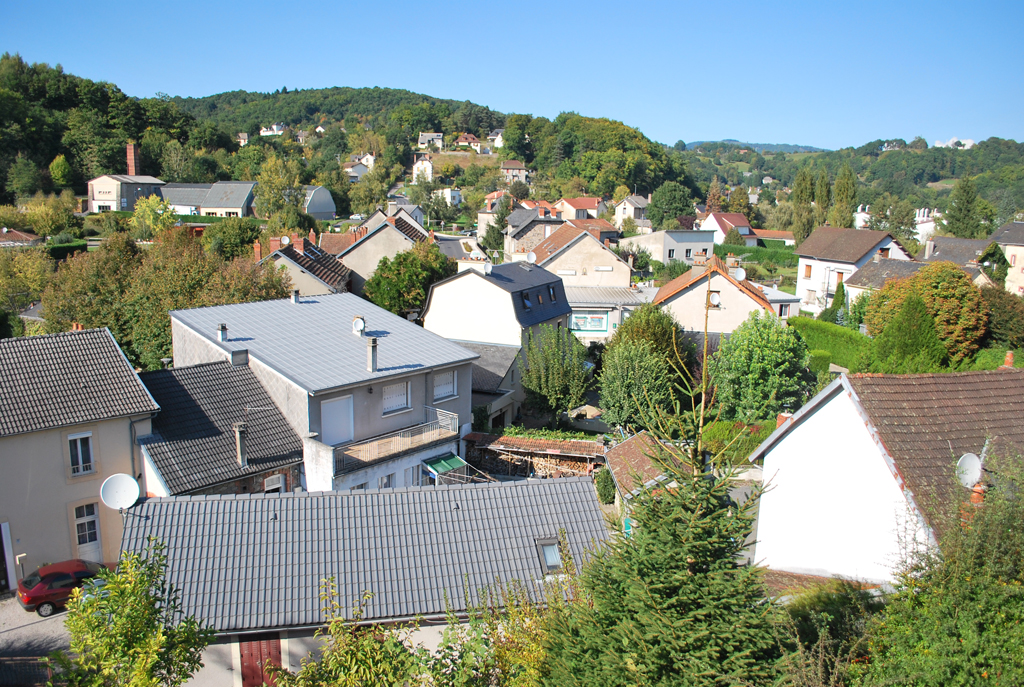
[291,289,300,304]
[776,412,793,429]
[218,323,228,342]
[253,241,262,262]
[308,229,316,244]
[233,422,248,467]
[1002,350,1014,369]
[270,237,281,252]
[367,337,378,373]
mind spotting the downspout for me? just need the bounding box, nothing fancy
[130,413,158,482]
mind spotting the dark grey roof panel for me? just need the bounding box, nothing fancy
[452,341,521,393]
[121,477,610,632]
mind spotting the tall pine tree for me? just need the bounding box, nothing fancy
[941,176,984,238]
[705,176,723,213]
[792,168,815,206]
[827,163,857,228]
[814,170,832,225]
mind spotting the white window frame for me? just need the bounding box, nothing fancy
[433,370,457,401]
[378,473,395,489]
[595,266,613,272]
[383,381,411,415]
[264,474,285,493]
[536,538,563,573]
[74,503,99,547]
[668,249,675,259]
[69,432,94,476]
[780,304,790,317]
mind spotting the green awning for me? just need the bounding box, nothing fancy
[423,453,467,475]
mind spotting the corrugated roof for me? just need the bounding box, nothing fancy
[170,293,479,394]
[796,227,895,263]
[0,329,159,437]
[564,286,644,306]
[452,341,521,393]
[139,362,303,494]
[120,478,610,632]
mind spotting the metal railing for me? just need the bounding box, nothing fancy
[334,406,459,476]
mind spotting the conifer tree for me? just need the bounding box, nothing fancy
[705,176,723,213]
[792,168,815,206]
[814,170,832,225]
[869,293,948,373]
[728,185,752,221]
[940,176,984,238]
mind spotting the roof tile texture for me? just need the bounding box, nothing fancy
[796,227,894,263]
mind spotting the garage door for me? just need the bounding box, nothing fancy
[239,633,282,687]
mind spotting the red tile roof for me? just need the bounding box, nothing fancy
[563,218,615,234]
[796,227,896,263]
[604,433,668,493]
[501,160,526,169]
[653,255,773,311]
[531,223,601,264]
[707,212,751,229]
[0,228,40,243]
[559,197,602,209]
[319,228,367,255]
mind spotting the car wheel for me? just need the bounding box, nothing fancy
[36,602,56,618]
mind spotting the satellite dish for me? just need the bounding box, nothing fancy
[280,235,291,245]
[352,316,366,335]
[709,292,722,307]
[526,251,537,264]
[956,453,982,489]
[100,474,140,510]
[483,263,493,275]
[735,267,747,281]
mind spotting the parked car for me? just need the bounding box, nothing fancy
[349,213,365,220]
[17,559,107,617]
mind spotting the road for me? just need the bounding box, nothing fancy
[0,596,69,658]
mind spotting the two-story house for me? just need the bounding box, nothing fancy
[418,132,444,149]
[0,329,160,587]
[796,227,912,316]
[170,293,479,492]
[619,229,715,266]
[455,133,482,152]
[613,195,649,229]
[500,160,528,184]
[699,212,757,245]
[422,263,572,422]
[503,207,565,259]
[488,129,505,149]
[257,232,351,296]
[554,197,607,221]
[338,215,431,295]
[991,219,1024,294]
[341,161,369,183]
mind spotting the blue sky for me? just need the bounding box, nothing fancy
[3,0,1021,150]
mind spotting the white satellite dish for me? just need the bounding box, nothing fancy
[709,292,722,307]
[956,453,982,489]
[734,267,747,281]
[352,316,366,335]
[100,474,140,510]
[280,235,291,245]
[526,251,537,264]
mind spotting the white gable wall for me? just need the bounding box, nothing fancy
[659,272,768,334]
[423,275,523,346]
[755,388,926,583]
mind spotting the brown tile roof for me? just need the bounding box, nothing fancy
[751,228,794,241]
[531,223,600,264]
[0,228,41,244]
[563,218,616,235]
[501,160,526,169]
[708,212,751,229]
[604,433,666,493]
[389,215,430,243]
[318,229,366,255]
[276,239,351,291]
[653,255,773,311]
[796,227,895,263]
[465,432,605,459]
[846,368,1024,531]
[761,569,878,596]
[559,197,602,209]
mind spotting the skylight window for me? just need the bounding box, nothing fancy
[536,538,563,573]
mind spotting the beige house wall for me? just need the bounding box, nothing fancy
[0,415,152,574]
[1002,245,1024,295]
[543,238,631,288]
[270,256,335,296]
[660,272,771,334]
[88,177,163,213]
[343,228,417,295]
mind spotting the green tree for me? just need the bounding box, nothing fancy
[22,190,81,238]
[814,169,831,225]
[5,155,42,198]
[828,163,857,228]
[648,181,693,226]
[363,242,456,316]
[49,154,74,189]
[723,226,745,246]
[350,163,401,214]
[709,310,810,420]
[705,175,723,213]
[129,194,177,239]
[792,167,814,206]
[939,175,985,238]
[520,323,591,425]
[595,468,615,504]
[254,153,304,218]
[818,281,847,324]
[606,302,689,372]
[612,184,631,204]
[791,203,815,246]
[599,340,674,429]
[620,216,638,237]
[199,217,263,260]
[48,538,214,686]
[481,194,510,254]
[0,247,54,312]
[509,180,530,200]
[866,193,917,240]
[727,185,753,222]
[868,293,948,373]
[979,285,1024,349]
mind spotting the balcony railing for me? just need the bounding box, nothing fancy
[333,406,459,476]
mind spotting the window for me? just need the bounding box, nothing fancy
[383,381,410,414]
[595,266,613,272]
[556,269,576,276]
[668,249,675,259]
[433,370,457,400]
[205,212,217,217]
[521,292,532,309]
[264,474,285,493]
[404,465,422,486]
[48,574,74,590]
[804,264,812,279]
[74,504,98,547]
[225,212,239,218]
[1012,254,1017,267]
[879,248,891,259]
[537,291,543,304]
[571,312,608,331]
[536,538,562,573]
[780,304,790,317]
[97,205,111,212]
[69,433,93,475]
[548,285,556,301]
[352,482,368,490]
[685,248,692,258]
[378,473,395,489]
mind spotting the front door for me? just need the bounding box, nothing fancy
[320,396,354,446]
[74,504,101,561]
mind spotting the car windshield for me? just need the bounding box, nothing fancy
[84,561,103,574]
[22,572,42,589]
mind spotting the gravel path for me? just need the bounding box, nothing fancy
[0,596,70,657]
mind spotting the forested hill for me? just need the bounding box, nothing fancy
[685,140,827,154]
[171,87,506,141]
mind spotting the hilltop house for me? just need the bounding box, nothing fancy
[0,329,160,587]
[613,195,649,229]
[260,123,287,136]
[258,232,351,296]
[455,133,481,152]
[418,132,444,149]
[488,129,505,148]
[170,293,478,492]
[619,229,715,266]
[413,157,433,183]
[795,227,912,316]
[752,369,1024,583]
[341,161,369,183]
[500,160,528,184]
[554,197,607,221]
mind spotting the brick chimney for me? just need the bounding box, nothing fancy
[308,229,316,245]
[1001,350,1014,369]
[270,237,281,252]
[604,238,611,248]
[290,233,301,254]
[253,241,262,262]
[776,412,793,429]
[127,143,141,176]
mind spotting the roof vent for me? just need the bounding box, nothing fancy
[231,349,249,366]
[291,289,300,304]
[367,337,378,373]
[218,323,228,342]
[233,422,248,468]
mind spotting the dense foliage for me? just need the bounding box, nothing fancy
[786,317,872,372]
[868,293,949,373]
[598,339,674,430]
[363,242,455,317]
[519,323,591,425]
[979,285,1024,349]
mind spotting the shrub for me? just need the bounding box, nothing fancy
[808,349,832,375]
[595,468,615,504]
[713,243,799,267]
[979,285,1024,349]
[45,240,88,262]
[701,420,774,461]
[787,317,872,372]
[868,293,948,373]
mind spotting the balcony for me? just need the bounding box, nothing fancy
[333,406,460,476]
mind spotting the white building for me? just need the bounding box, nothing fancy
[260,123,287,136]
[413,158,434,183]
[418,132,444,149]
[619,229,715,266]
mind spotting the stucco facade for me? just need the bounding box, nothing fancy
[619,230,715,265]
[542,236,631,288]
[1002,244,1024,295]
[87,176,164,213]
[424,277,526,346]
[341,226,419,295]
[658,271,773,334]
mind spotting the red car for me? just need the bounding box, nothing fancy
[17,559,106,617]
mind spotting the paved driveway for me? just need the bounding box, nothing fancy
[0,596,69,658]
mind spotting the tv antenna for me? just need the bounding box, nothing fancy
[100,473,140,513]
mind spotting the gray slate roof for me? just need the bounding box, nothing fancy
[160,183,213,206]
[991,221,1024,246]
[564,286,644,307]
[139,362,303,494]
[452,341,521,393]
[506,208,562,237]
[103,175,165,185]
[919,236,993,265]
[120,477,609,632]
[170,293,479,394]
[0,329,159,438]
[160,181,256,210]
[844,258,924,290]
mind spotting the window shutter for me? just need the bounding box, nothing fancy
[383,382,408,413]
[434,371,455,400]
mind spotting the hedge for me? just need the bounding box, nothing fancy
[808,349,832,375]
[46,240,88,261]
[787,317,872,372]
[702,420,774,461]
[713,243,798,267]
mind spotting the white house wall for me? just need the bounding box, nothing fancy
[424,276,523,346]
[660,272,769,334]
[755,389,927,583]
[544,238,631,288]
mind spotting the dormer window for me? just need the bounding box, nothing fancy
[536,538,562,573]
[522,292,532,309]
[548,285,556,301]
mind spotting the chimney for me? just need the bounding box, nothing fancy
[253,241,262,262]
[308,229,316,244]
[776,412,793,429]
[628,254,634,269]
[1001,351,1014,369]
[270,237,281,252]
[292,234,303,254]
[127,143,141,176]
[233,422,248,467]
[924,239,935,260]
[218,323,228,342]
[291,289,300,304]
[873,251,880,263]
[367,337,378,372]
[604,238,611,248]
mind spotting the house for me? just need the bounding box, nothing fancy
[435,234,490,272]
[160,181,256,217]
[121,477,608,685]
[350,152,376,170]
[418,132,444,149]
[0,329,160,586]
[488,129,505,148]
[519,199,559,214]
[88,174,165,213]
[260,123,287,136]
[751,369,1024,583]
[842,257,925,305]
[795,228,912,316]
[554,197,607,221]
[752,283,801,320]
[619,229,715,266]
[750,228,795,246]
[413,157,433,183]
[302,185,336,220]
[477,190,511,234]
[236,132,249,147]
[386,200,426,227]
[423,262,571,348]
[612,194,649,229]
[258,232,351,296]
[138,360,304,497]
[338,214,430,294]
[500,160,528,184]
[318,226,368,256]
[294,130,310,145]
[503,207,565,259]
[990,219,1024,294]
[854,204,871,230]
[699,212,757,246]
[653,255,779,333]
[604,432,679,511]
[914,208,941,240]
[315,125,326,134]
[170,293,478,492]
[433,187,462,207]
[455,133,482,152]
[341,161,368,183]
[0,227,41,248]
[454,342,522,428]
